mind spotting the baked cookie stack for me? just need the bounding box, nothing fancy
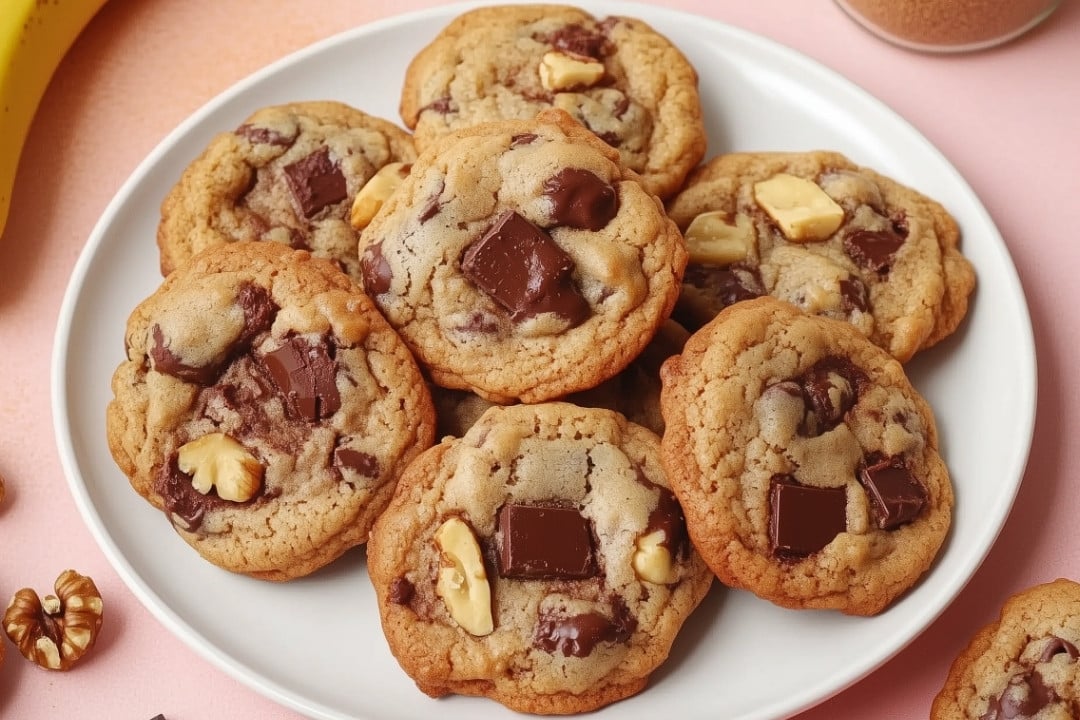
[103,2,986,714]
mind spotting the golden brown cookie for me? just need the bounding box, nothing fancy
[665,150,976,362]
[367,402,713,714]
[932,579,1080,720]
[399,4,705,200]
[106,241,435,580]
[359,108,687,404]
[157,100,416,281]
[659,296,953,615]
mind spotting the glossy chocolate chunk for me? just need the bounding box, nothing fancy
[283,147,347,218]
[360,243,393,295]
[497,502,597,579]
[1040,636,1080,663]
[843,227,905,274]
[261,335,341,421]
[156,457,215,532]
[461,210,590,326]
[858,456,926,530]
[388,577,415,605]
[797,356,865,437]
[768,476,847,559]
[543,168,619,231]
[839,276,869,313]
[236,283,277,341]
[647,486,690,558]
[534,601,635,657]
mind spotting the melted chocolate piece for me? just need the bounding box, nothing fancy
[461,210,590,326]
[234,123,295,147]
[547,23,608,58]
[149,283,277,386]
[534,600,636,657]
[511,133,538,147]
[839,276,869,313]
[388,577,415,605]
[261,335,341,421]
[768,476,847,559]
[843,227,905,274]
[542,168,619,231]
[335,447,379,478]
[155,457,220,532]
[858,456,927,530]
[360,243,393,295]
[646,486,690,558]
[419,180,445,224]
[421,96,452,115]
[797,356,866,437]
[1040,636,1080,663]
[497,503,597,579]
[283,147,347,218]
[982,671,1057,720]
[149,325,219,385]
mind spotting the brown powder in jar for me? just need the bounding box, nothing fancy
[840,0,1057,47]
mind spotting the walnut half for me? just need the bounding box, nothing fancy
[4,569,104,671]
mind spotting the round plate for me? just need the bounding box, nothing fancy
[52,2,1036,719]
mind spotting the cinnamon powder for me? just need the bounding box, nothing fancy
[836,0,1059,50]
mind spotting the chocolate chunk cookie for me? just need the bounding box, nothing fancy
[157,101,416,281]
[665,151,976,363]
[932,579,1080,719]
[359,108,687,404]
[659,296,953,615]
[367,402,713,714]
[399,4,705,200]
[106,242,436,580]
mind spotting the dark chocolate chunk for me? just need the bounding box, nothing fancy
[461,210,590,326]
[149,325,218,385]
[156,457,212,532]
[839,276,869,313]
[982,671,1057,720]
[858,456,927,530]
[843,227,905,274]
[236,283,277,343]
[511,133,538,147]
[797,356,866,437]
[547,23,608,58]
[388,577,415,605]
[283,147,347,219]
[234,123,295,147]
[1040,636,1080,663]
[534,600,635,657]
[360,243,393,295]
[335,447,379,478]
[422,96,453,115]
[542,168,619,231]
[419,180,445,223]
[261,335,341,422]
[497,502,597,579]
[768,476,847,559]
[646,486,689,559]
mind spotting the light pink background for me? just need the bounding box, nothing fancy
[1,1,1077,718]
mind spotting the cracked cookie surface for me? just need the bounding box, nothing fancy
[659,296,953,615]
[932,579,1080,720]
[106,241,435,580]
[399,4,705,200]
[367,402,713,714]
[665,151,976,363]
[157,100,416,282]
[359,108,686,404]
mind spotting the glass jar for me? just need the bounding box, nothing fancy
[834,0,1060,53]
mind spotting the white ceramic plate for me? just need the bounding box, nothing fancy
[52,2,1037,719]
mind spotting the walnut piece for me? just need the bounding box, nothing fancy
[753,173,845,242]
[350,162,410,231]
[539,51,605,91]
[632,530,677,584]
[177,432,263,502]
[4,569,104,671]
[434,517,493,636]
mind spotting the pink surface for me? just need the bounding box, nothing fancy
[0,0,1076,718]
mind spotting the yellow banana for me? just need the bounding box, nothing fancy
[0,0,109,239]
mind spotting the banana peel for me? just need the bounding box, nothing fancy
[0,0,109,239]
